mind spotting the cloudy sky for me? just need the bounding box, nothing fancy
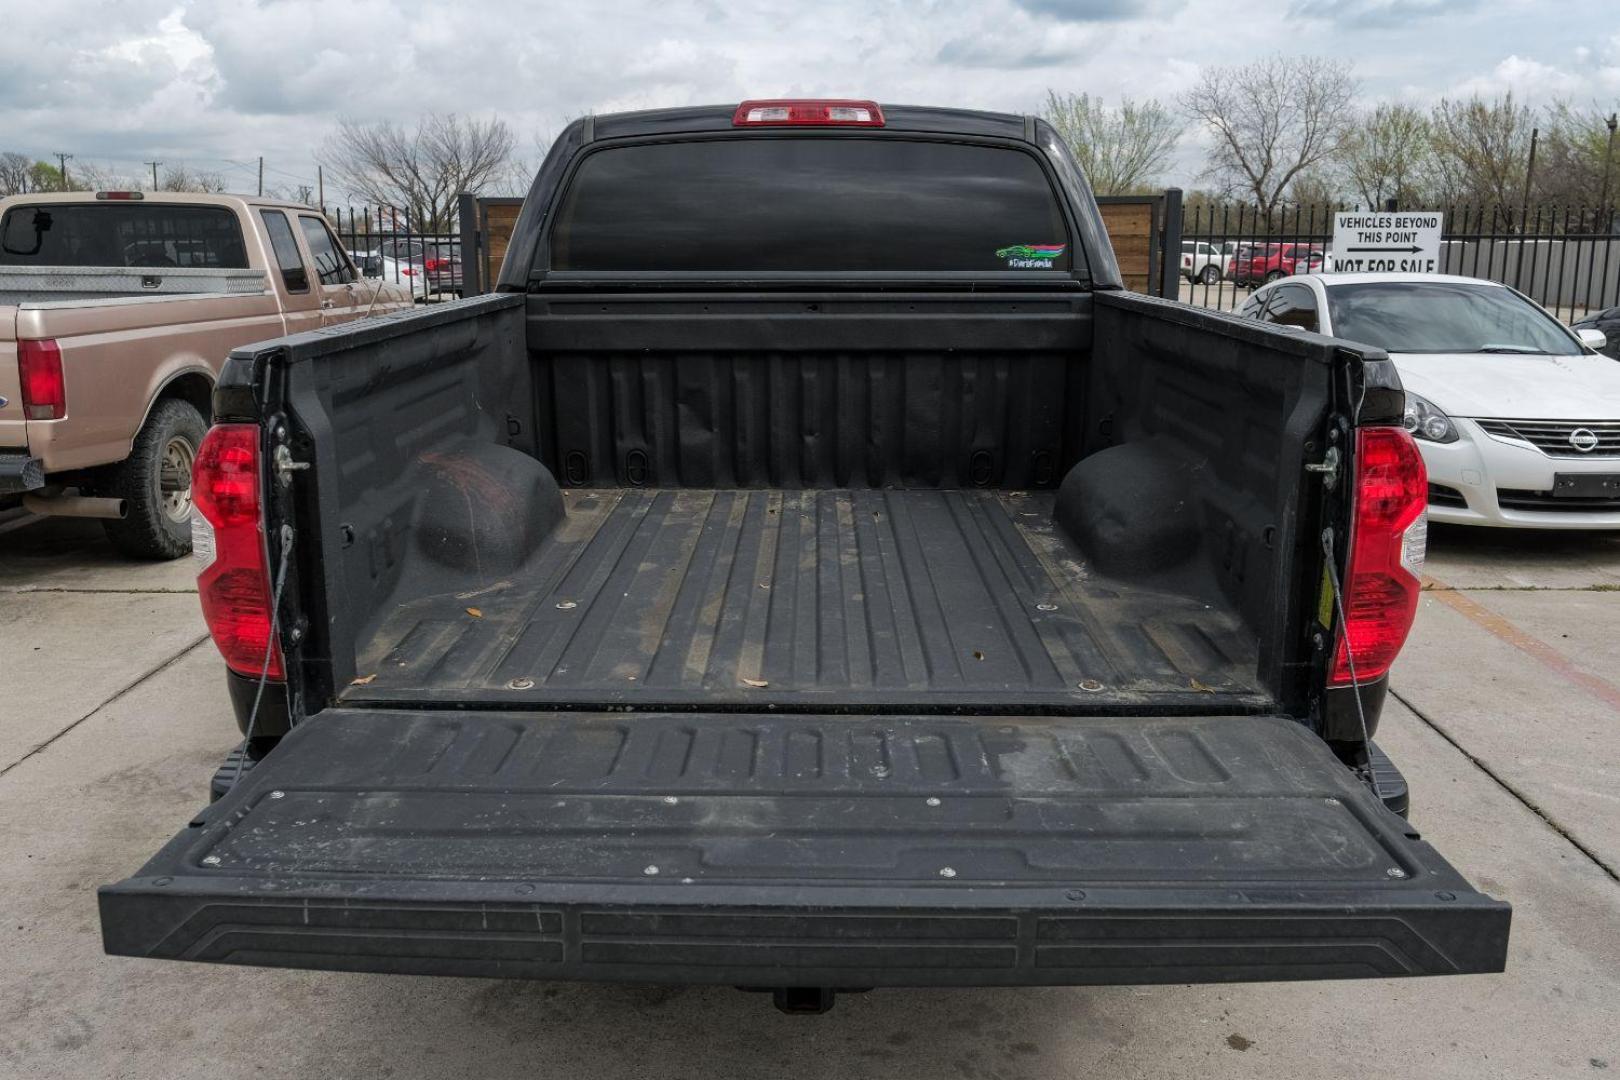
[4,0,1618,198]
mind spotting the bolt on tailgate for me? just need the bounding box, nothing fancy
[100,710,1509,986]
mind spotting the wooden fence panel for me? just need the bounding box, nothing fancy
[1097,200,1159,294]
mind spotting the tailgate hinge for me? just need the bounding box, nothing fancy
[1304,444,1341,489]
[272,442,310,487]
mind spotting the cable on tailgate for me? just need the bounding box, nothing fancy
[1320,527,1384,803]
[230,523,293,791]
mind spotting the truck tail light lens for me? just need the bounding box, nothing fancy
[733,99,885,126]
[192,424,283,680]
[1330,426,1428,686]
[18,339,66,420]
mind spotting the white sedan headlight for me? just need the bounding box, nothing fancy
[1402,393,1458,444]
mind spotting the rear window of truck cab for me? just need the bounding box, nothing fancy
[0,203,248,269]
[546,137,1075,275]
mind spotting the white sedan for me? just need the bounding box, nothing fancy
[1240,273,1619,529]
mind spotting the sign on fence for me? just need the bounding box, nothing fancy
[1331,212,1443,274]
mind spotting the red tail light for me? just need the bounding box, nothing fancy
[1330,426,1428,685]
[193,424,283,680]
[733,99,884,126]
[18,339,66,420]
[424,258,445,272]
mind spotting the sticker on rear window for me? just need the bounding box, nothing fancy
[997,243,1065,268]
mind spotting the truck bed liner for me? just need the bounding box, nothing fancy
[349,489,1267,711]
[99,709,1510,985]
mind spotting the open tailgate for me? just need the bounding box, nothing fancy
[100,711,1508,986]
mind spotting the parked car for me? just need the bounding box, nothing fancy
[101,100,1508,1011]
[372,238,462,300]
[0,192,412,557]
[346,248,384,279]
[422,242,463,297]
[1572,305,1620,361]
[1241,272,1620,527]
[1228,242,1326,286]
[1179,240,1228,284]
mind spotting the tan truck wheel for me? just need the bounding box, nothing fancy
[101,399,208,560]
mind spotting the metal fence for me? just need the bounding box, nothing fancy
[1176,201,1619,322]
[326,206,462,304]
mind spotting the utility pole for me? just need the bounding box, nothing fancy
[53,152,73,190]
[317,165,324,211]
[145,161,162,190]
[1517,127,1538,234]
[257,156,264,197]
[1600,113,1618,232]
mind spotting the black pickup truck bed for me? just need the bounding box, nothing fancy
[352,487,1264,709]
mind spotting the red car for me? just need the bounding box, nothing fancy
[1229,242,1326,286]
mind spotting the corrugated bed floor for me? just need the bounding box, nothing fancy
[349,489,1266,710]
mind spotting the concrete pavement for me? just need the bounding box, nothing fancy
[2,511,1618,1079]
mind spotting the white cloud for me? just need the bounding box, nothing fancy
[1450,54,1588,99]
[1,0,1616,196]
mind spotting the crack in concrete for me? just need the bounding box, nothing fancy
[1420,580,1620,715]
[0,634,211,781]
[1391,686,1620,886]
[1423,585,1620,593]
[0,587,198,594]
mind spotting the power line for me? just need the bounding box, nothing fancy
[15,148,342,200]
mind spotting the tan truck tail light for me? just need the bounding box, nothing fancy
[18,339,66,420]
[193,424,284,681]
[1329,426,1428,686]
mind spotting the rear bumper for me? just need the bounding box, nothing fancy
[0,451,44,494]
[100,879,1508,986]
[99,709,1510,987]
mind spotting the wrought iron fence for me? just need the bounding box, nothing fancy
[326,205,462,304]
[1176,202,1619,322]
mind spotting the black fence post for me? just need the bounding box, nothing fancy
[457,192,481,296]
[1159,187,1183,300]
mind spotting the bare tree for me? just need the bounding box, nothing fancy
[1425,93,1533,212]
[1041,91,1180,195]
[494,131,556,197]
[1536,100,1618,213]
[1341,103,1432,209]
[70,160,141,192]
[0,152,31,195]
[320,113,514,230]
[1287,168,1346,207]
[159,164,228,193]
[1180,55,1358,218]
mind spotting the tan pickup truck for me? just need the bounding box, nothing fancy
[0,191,412,557]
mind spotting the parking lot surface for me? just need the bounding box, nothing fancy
[2,510,1617,1079]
